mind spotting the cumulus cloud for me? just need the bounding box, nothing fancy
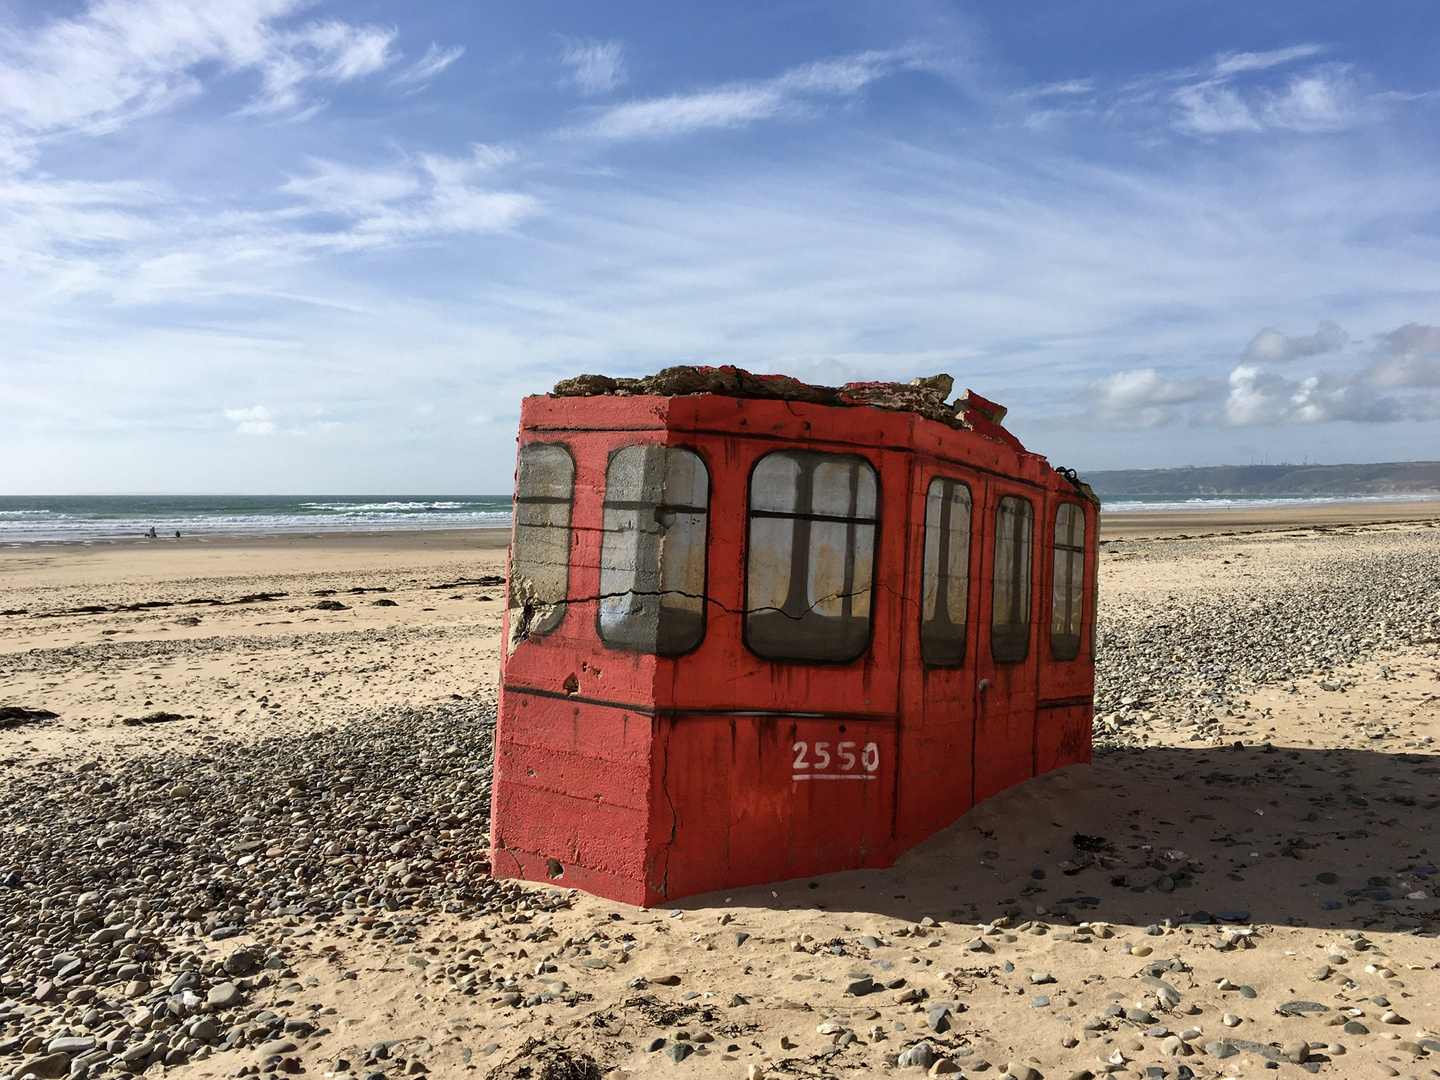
[1243,320,1348,363]
[578,47,914,141]
[1367,323,1440,388]
[224,405,275,434]
[1224,364,1402,425]
[561,39,626,96]
[1084,367,1217,428]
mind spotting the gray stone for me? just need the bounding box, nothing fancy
[645,1038,666,1052]
[897,1042,936,1069]
[45,1038,95,1056]
[845,976,875,996]
[206,982,243,1008]
[664,1043,691,1063]
[259,1039,298,1058]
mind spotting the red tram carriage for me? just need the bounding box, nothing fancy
[490,368,1098,907]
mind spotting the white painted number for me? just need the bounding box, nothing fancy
[791,740,881,780]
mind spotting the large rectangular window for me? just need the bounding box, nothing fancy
[745,451,878,663]
[598,445,709,655]
[508,443,574,649]
[990,495,1033,664]
[1051,502,1086,661]
[920,477,972,667]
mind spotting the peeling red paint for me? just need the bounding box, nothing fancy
[491,375,1096,906]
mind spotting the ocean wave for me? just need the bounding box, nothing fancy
[1101,493,1440,513]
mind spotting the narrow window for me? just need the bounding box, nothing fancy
[599,445,709,655]
[920,477,972,667]
[746,451,878,663]
[508,443,574,649]
[1051,503,1086,661]
[990,495,1033,664]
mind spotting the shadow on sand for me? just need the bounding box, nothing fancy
[688,742,1440,932]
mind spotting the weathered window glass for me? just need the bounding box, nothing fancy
[920,477,972,667]
[1051,502,1086,661]
[746,451,878,663]
[990,495,1033,664]
[508,443,574,649]
[598,445,710,655]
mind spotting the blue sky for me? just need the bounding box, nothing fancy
[3,0,1439,494]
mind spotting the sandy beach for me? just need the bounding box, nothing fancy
[3,507,1440,1080]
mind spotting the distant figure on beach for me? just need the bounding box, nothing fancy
[175,531,181,538]
[146,527,157,538]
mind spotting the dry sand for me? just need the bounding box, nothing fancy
[3,509,1440,1080]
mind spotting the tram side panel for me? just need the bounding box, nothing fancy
[651,418,905,898]
[972,475,1045,803]
[893,454,983,853]
[495,418,672,907]
[1033,495,1097,774]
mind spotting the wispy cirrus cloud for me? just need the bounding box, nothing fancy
[391,42,464,89]
[561,38,626,96]
[576,47,918,141]
[0,0,400,164]
[224,404,275,435]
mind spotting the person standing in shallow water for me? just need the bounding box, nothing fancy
[146,527,157,538]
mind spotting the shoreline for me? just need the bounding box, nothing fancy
[1099,498,1440,539]
[8,499,1440,549]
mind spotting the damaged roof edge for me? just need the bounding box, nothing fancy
[548,365,1099,506]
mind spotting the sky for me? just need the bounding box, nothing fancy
[2,0,1439,494]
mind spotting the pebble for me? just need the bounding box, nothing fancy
[898,1042,936,1069]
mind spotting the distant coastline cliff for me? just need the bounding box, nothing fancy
[1084,461,1440,497]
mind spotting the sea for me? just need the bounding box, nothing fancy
[0,496,513,544]
[0,491,1435,544]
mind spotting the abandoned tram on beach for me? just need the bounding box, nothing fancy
[490,367,1098,907]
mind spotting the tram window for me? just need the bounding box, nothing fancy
[509,443,575,647]
[746,451,878,663]
[920,477,972,667]
[598,445,709,655]
[990,495,1033,664]
[1051,503,1085,661]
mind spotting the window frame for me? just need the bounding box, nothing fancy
[508,441,577,647]
[742,449,882,666]
[919,475,974,669]
[1049,501,1087,662]
[594,442,712,658]
[989,492,1034,665]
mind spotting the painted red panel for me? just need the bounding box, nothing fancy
[492,385,1096,906]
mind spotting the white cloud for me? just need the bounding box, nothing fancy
[391,42,465,88]
[1224,364,1402,425]
[281,147,537,247]
[1211,44,1326,78]
[1084,367,1217,428]
[1243,320,1347,363]
[561,39,626,96]
[578,47,911,141]
[0,0,398,164]
[1368,323,1440,388]
[224,404,275,434]
[1172,59,1359,137]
